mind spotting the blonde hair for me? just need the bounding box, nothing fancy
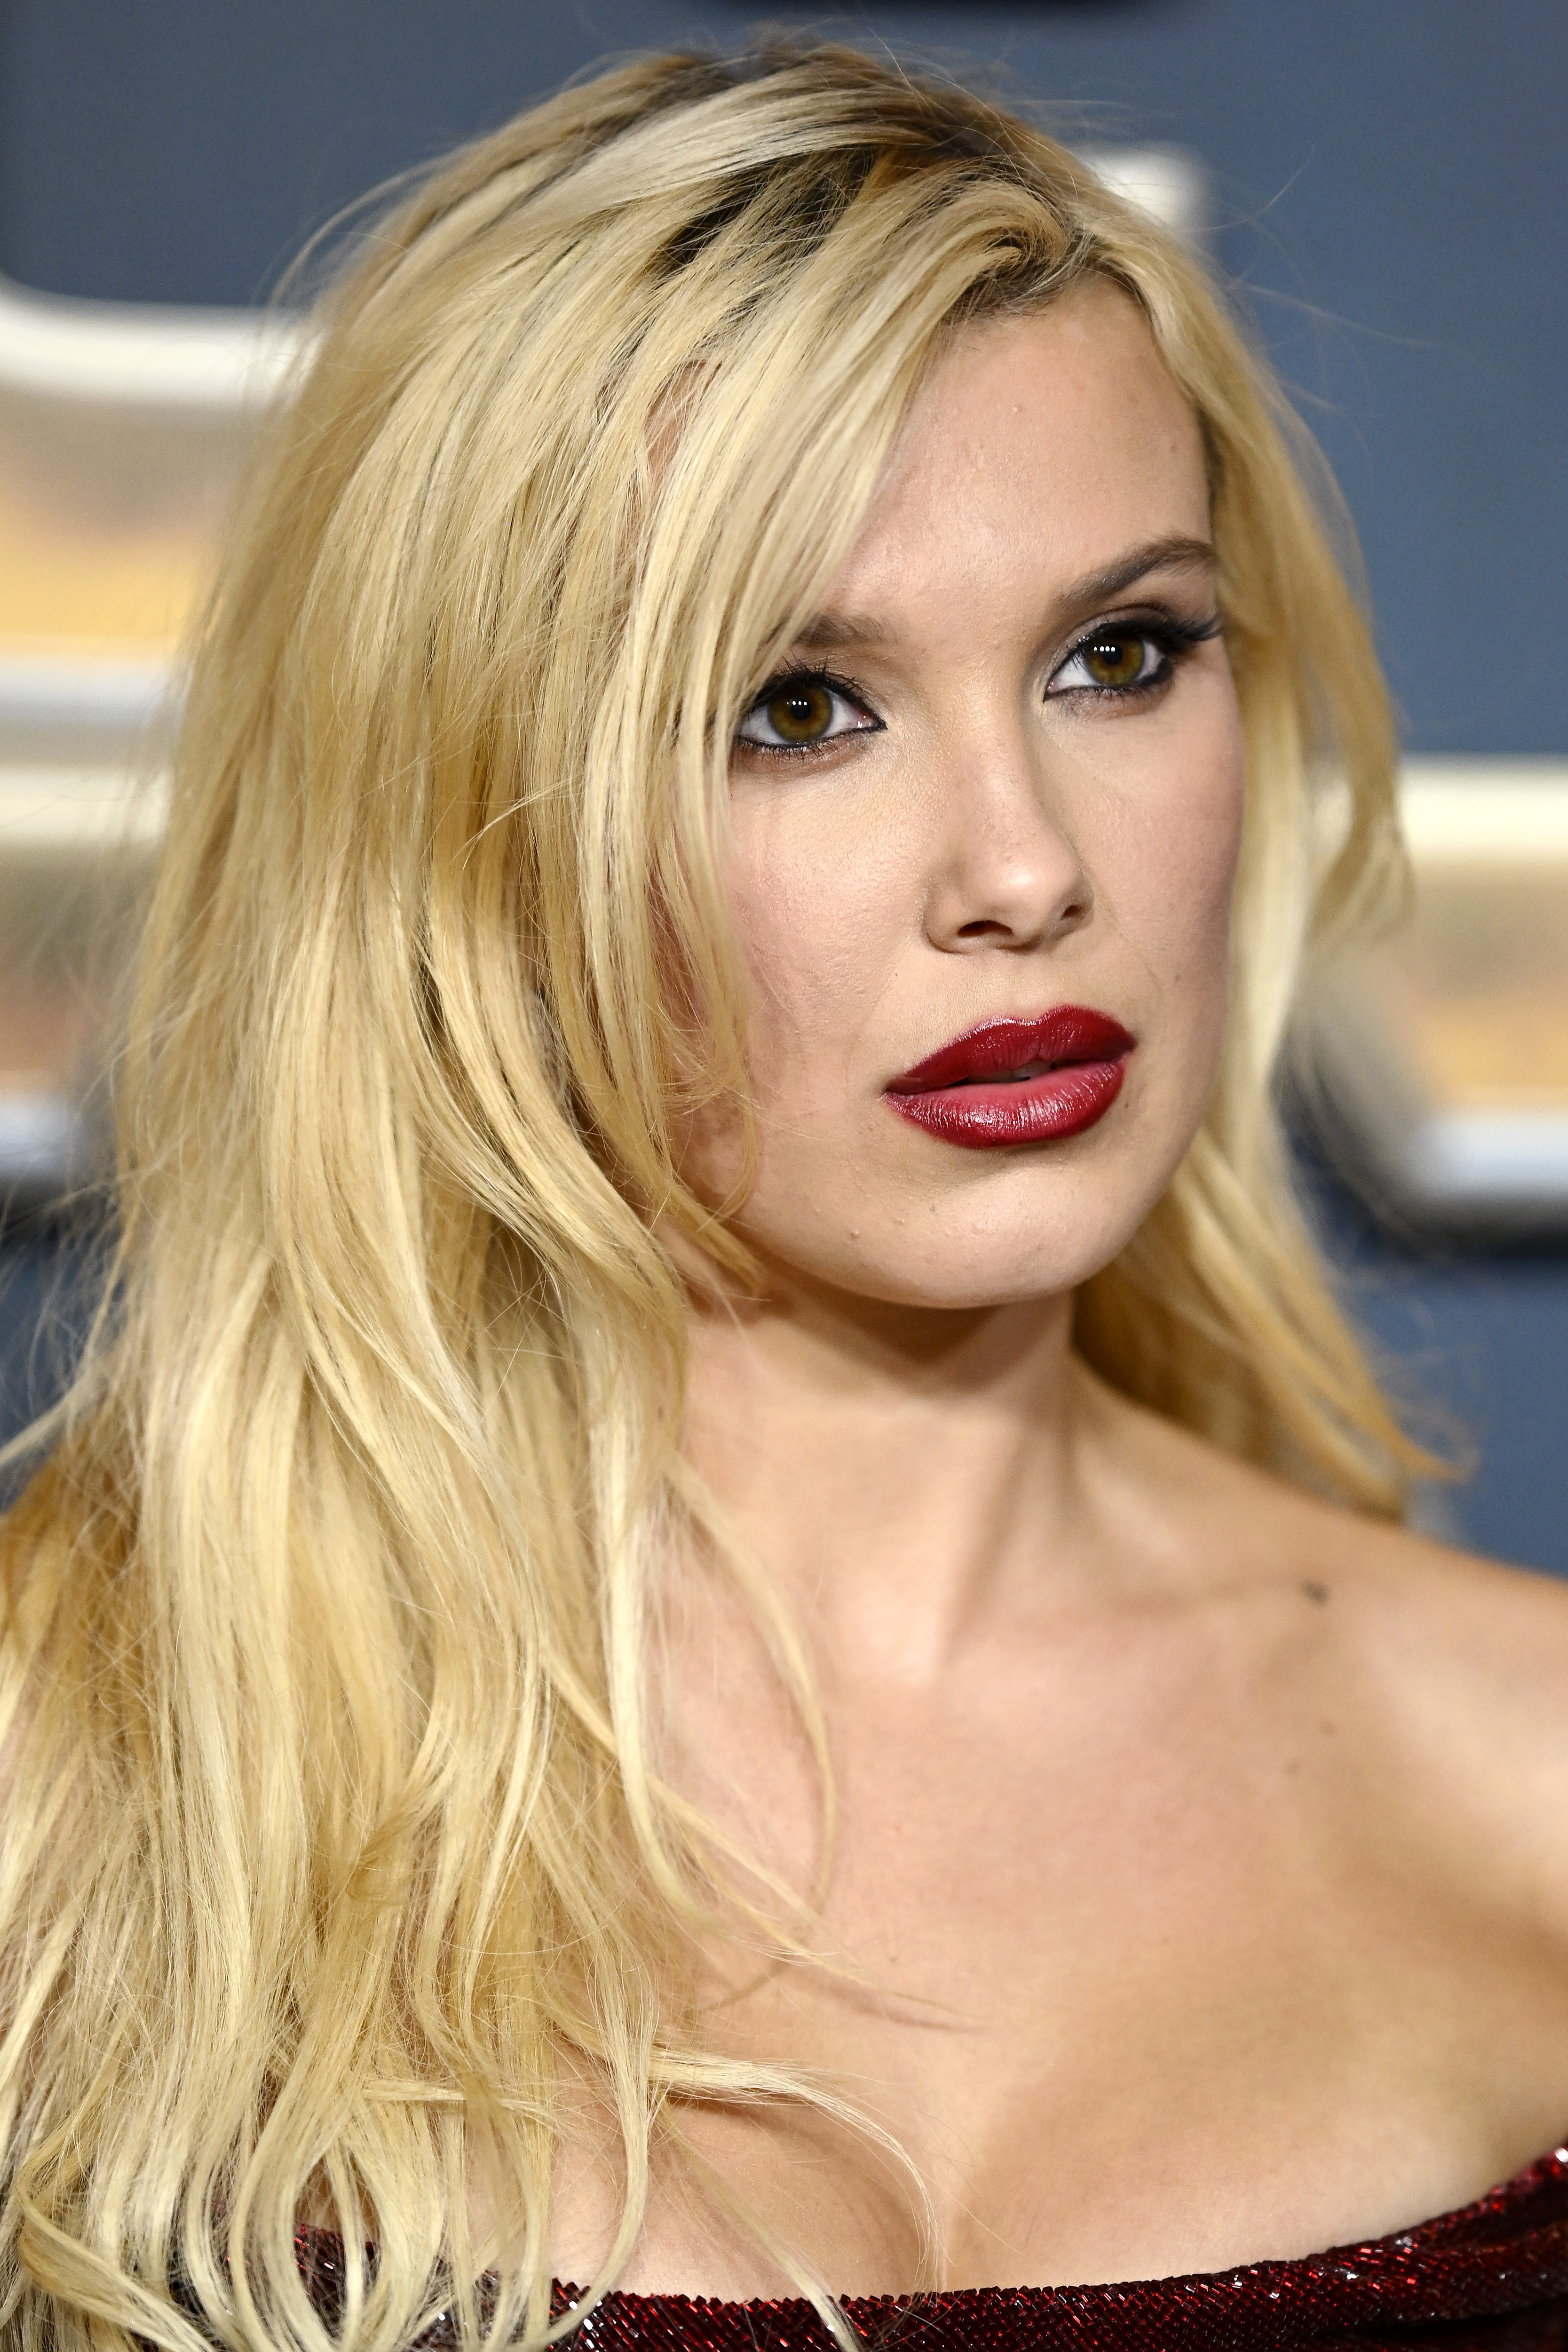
[0,44,1424,2350]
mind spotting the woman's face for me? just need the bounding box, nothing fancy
[688,281,1246,1311]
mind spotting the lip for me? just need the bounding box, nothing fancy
[885,1007,1136,1151]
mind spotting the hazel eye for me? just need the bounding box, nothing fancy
[1050,628,1165,695]
[760,683,834,743]
[736,674,880,752]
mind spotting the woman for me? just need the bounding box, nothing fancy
[5,41,1568,2352]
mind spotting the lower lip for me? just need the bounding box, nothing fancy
[886,1058,1128,1150]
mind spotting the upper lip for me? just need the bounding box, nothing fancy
[886,1007,1136,1093]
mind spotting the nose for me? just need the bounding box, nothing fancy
[921,723,1093,955]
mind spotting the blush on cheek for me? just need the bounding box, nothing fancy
[724,820,905,1109]
[1119,748,1245,1097]
[1112,758,1241,952]
[1169,699,1247,933]
[672,861,846,1207]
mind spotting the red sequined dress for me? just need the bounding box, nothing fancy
[290,2140,1568,2347]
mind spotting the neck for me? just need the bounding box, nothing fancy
[681,1266,1099,1684]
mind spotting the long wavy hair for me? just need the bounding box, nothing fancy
[0,43,1424,2351]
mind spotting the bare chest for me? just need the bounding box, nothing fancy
[590,1676,1568,2296]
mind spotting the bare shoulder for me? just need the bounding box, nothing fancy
[1106,1386,1568,1922]
[1103,1376,1568,1665]
[1292,1496,1568,1828]
[1287,1501,1568,1958]
[1216,1436,1568,1754]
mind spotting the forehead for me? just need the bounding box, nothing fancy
[820,281,1210,629]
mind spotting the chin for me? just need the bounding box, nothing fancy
[697,1079,1205,1312]
[742,1175,1161,1313]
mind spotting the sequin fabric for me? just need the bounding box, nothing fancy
[287,2141,1568,2348]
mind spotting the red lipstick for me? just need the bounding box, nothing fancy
[885,1007,1135,1150]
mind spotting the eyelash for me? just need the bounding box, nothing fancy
[734,664,882,758]
[734,610,1224,757]
[1046,611,1224,702]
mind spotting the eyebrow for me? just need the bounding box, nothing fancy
[1058,532,1216,609]
[787,533,1217,654]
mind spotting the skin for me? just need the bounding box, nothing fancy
[550,284,1568,2296]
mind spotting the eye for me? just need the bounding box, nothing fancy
[735,672,881,752]
[1048,626,1170,697]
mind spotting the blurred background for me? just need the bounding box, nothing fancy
[0,0,1565,1561]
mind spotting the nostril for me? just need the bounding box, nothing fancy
[956,918,1013,939]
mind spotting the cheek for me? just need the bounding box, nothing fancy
[1112,707,1246,1010]
[722,796,911,1108]
[676,794,911,1202]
